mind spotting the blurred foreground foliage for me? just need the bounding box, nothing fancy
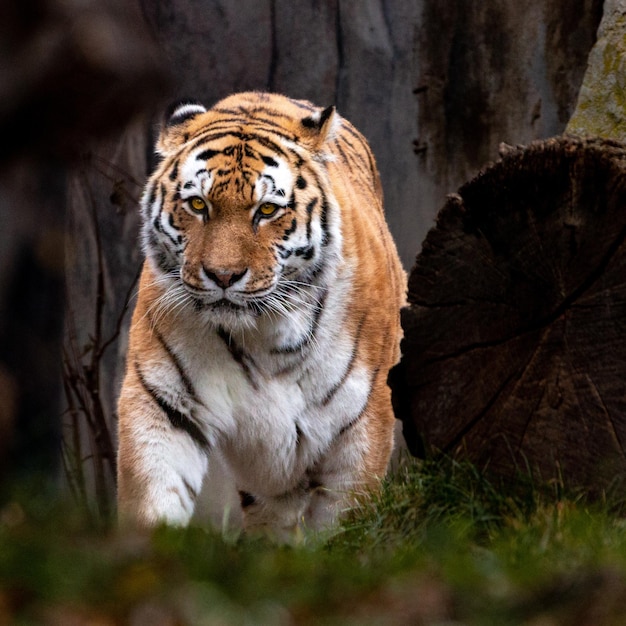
[2,456,626,625]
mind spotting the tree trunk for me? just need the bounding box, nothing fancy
[0,0,166,493]
[391,136,626,496]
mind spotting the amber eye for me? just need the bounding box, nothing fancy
[258,202,279,217]
[189,196,207,212]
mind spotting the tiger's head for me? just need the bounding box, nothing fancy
[141,93,342,331]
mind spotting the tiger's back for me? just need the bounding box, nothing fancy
[117,92,405,537]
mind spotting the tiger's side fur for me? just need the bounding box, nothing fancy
[117,92,405,538]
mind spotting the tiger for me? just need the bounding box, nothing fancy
[116,91,406,539]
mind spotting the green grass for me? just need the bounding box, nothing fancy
[2,457,626,625]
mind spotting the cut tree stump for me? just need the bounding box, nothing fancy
[390,136,626,496]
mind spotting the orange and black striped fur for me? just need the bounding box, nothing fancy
[117,92,405,538]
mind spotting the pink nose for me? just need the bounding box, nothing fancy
[203,268,246,289]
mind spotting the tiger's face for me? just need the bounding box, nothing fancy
[141,96,339,330]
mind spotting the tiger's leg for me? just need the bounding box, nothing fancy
[117,374,211,527]
[236,447,387,541]
[305,397,396,532]
[117,418,209,526]
[238,409,394,539]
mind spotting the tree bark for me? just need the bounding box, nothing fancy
[391,136,626,495]
[0,0,166,491]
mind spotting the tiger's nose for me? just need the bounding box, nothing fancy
[203,267,246,289]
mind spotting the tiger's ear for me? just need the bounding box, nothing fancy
[300,105,338,151]
[156,100,207,156]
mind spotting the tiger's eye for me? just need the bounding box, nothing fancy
[190,197,207,212]
[258,202,278,217]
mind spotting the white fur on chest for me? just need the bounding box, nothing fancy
[151,269,368,497]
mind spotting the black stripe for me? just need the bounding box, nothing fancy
[276,244,293,259]
[147,230,160,249]
[167,486,188,511]
[216,94,309,113]
[342,125,379,183]
[134,360,210,450]
[183,478,198,501]
[210,107,299,127]
[364,144,378,182]
[152,248,174,274]
[289,99,317,113]
[152,324,201,404]
[248,116,298,138]
[216,327,259,390]
[197,148,219,161]
[301,168,331,248]
[168,160,179,181]
[244,144,261,160]
[337,411,364,439]
[211,178,230,196]
[204,107,247,116]
[335,366,380,439]
[341,120,372,154]
[307,257,327,282]
[193,128,291,151]
[222,144,239,157]
[152,207,180,250]
[334,141,350,167]
[254,132,297,156]
[152,214,163,233]
[282,217,297,240]
[338,136,368,172]
[320,196,331,246]
[191,130,293,160]
[238,491,256,508]
[152,186,178,245]
[159,212,180,247]
[305,197,317,214]
[146,181,157,208]
[294,245,314,260]
[321,314,367,407]
[305,197,317,243]
[272,288,327,356]
[186,119,249,138]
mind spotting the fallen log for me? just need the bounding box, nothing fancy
[391,136,626,496]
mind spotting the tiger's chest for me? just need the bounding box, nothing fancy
[158,286,369,495]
